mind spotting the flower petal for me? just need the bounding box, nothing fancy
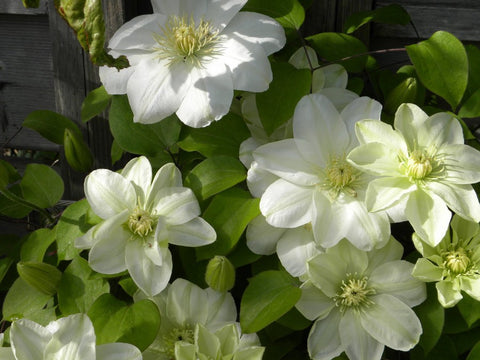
[293,94,348,162]
[322,64,348,89]
[147,163,183,207]
[370,260,426,307]
[441,144,480,184]
[84,169,136,219]
[366,236,404,270]
[222,11,285,55]
[239,137,262,168]
[360,294,422,351]
[340,310,384,360]
[405,189,452,246]
[412,258,444,282]
[205,0,247,31]
[296,281,334,321]
[427,182,480,222]
[126,241,172,296]
[88,210,130,274]
[315,88,358,111]
[176,62,233,127]
[246,161,280,198]
[121,156,153,203]
[99,62,136,94]
[0,348,15,360]
[307,252,348,297]
[307,311,343,360]
[221,37,272,91]
[365,177,415,213]
[253,139,321,185]
[152,0,207,22]
[11,319,51,360]
[153,187,201,225]
[348,142,405,177]
[166,278,209,326]
[260,179,314,228]
[289,46,320,70]
[340,97,382,148]
[436,280,463,307]
[461,277,480,301]
[167,217,216,247]
[277,226,318,277]
[354,119,407,149]
[96,343,142,360]
[204,288,237,330]
[127,58,192,124]
[418,112,464,147]
[393,103,429,149]
[246,215,286,255]
[44,314,96,360]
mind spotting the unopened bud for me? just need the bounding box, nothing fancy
[205,256,235,292]
[385,77,421,114]
[63,129,94,173]
[17,261,62,296]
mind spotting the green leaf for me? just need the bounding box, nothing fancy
[410,334,457,360]
[195,188,260,260]
[465,45,480,99]
[184,156,246,201]
[457,294,480,328]
[243,0,305,31]
[111,139,124,165]
[467,340,480,360]
[406,31,468,110]
[178,112,250,158]
[57,256,110,315]
[20,228,56,262]
[20,164,64,208]
[240,270,301,333]
[55,199,91,262]
[23,110,82,145]
[344,4,410,34]
[109,95,168,156]
[0,184,32,218]
[17,261,62,296]
[276,307,311,331]
[306,32,368,73]
[415,284,445,354]
[256,62,311,136]
[2,277,52,321]
[54,0,128,69]
[459,88,480,118]
[81,85,112,123]
[88,294,160,351]
[150,114,183,148]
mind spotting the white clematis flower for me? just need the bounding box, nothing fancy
[134,278,238,360]
[296,238,426,360]
[0,314,141,360]
[348,103,480,246]
[75,156,216,296]
[251,94,390,251]
[100,0,286,128]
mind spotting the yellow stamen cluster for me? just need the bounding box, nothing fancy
[405,149,433,181]
[154,15,221,67]
[323,156,359,199]
[443,247,471,274]
[127,207,155,237]
[334,274,375,312]
[161,326,195,359]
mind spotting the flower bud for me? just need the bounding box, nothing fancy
[63,128,94,173]
[17,261,62,296]
[384,77,422,114]
[205,256,235,292]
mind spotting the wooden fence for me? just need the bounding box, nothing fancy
[1,0,479,231]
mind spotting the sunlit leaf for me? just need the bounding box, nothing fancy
[81,85,112,123]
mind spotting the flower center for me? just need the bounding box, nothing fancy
[161,326,195,359]
[444,247,470,274]
[334,274,375,312]
[127,207,155,237]
[323,156,359,199]
[405,149,433,181]
[154,15,221,67]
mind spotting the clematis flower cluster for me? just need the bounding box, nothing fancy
[100,0,286,127]
[76,156,216,296]
[412,214,480,307]
[0,314,142,360]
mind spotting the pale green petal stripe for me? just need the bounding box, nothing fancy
[427,182,480,222]
[348,142,404,176]
[354,119,406,149]
[366,177,414,213]
[121,156,152,200]
[411,258,444,282]
[393,103,428,149]
[166,279,209,327]
[11,319,51,360]
[436,280,463,308]
[307,311,343,360]
[441,144,480,184]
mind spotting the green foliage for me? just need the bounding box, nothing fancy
[88,294,160,351]
[184,156,246,201]
[457,294,480,328]
[406,31,468,110]
[17,261,62,296]
[343,4,410,34]
[306,32,368,73]
[20,228,56,262]
[256,62,311,135]
[415,284,445,354]
[63,128,94,172]
[240,270,301,333]
[23,110,82,145]
[196,188,260,260]
[20,164,64,209]
[81,85,112,123]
